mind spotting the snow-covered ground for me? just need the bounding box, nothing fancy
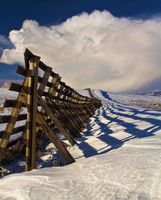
[0,88,17,106]
[107,91,161,110]
[0,89,161,200]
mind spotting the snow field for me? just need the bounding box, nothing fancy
[0,89,161,199]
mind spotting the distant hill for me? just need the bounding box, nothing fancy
[0,81,11,89]
[129,89,161,96]
[151,90,161,96]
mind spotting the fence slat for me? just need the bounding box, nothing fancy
[37,112,75,164]
[0,125,25,137]
[0,68,32,159]
[38,96,77,146]
[0,113,27,124]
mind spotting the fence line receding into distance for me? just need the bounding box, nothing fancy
[0,49,102,171]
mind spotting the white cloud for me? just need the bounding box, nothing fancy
[0,35,12,55]
[1,10,161,91]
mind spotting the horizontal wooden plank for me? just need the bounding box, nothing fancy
[38,77,52,87]
[39,76,59,87]
[39,61,51,71]
[16,65,33,77]
[4,99,18,108]
[46,95,85,104]
[17,64,58,81]
[9,82,22,92]
[16,65,26,76]
[9,82,29,93]
[39,62,59,78]
[9,83,32,95]
[4,99,26,108]
[0,125,25,137]
[16,68,60,89]
[12,125,26,135]
[0,113,27,124]
[7,137,21,148]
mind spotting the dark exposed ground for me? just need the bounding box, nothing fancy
[129,100,161,111]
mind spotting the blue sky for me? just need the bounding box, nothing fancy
[1,0,161,91]
[1,0,161,36]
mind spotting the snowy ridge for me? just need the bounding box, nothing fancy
[0,88,17,107]
[0,90,161,200]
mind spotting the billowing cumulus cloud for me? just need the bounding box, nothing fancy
[1,10,161,91]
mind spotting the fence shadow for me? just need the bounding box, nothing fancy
[76,91,161,158]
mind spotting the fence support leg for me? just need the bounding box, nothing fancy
[25,57,39,171]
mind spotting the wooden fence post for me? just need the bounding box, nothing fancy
[25,56,39,171]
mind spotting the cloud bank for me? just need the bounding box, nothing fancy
[1,10,161,91]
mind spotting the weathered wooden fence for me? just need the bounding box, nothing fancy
[0,49,101,171]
